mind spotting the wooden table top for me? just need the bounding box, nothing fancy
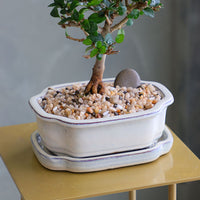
[0,123,200,200]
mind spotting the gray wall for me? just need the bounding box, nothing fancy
[0,0,199,200]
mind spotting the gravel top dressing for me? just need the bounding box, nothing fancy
[38,83,162,120]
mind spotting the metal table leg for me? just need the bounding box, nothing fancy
[129,190,136,200]
[168,184,177,200]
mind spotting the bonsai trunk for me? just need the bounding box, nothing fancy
[85,54,106,94]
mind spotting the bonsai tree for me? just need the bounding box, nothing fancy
[49,0,162,94]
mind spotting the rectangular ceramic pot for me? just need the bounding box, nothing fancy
[29,78,174,157]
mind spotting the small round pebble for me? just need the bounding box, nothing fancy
[114,68,141,88]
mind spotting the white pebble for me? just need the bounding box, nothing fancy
[110,95,119,104]
[125,93,130,99]
[109,107,117,112]
[79,98,83,103]
[116,104,123,110]
[53,106,58,113]
[103,111,109,116]
[109,87,115,91]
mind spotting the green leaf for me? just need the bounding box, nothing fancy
[72,10,84,22]
[126,18,134,26]
[104,33,114,45]
[88,33,104,43]
[60,9,66,15]
[88,0,103,6]
[79,13,84,21]
[140,10,144,15]
[68,0,79,12]
[65,27,69,37]
[150,0,160,7]
[90,48,99,57]
[55,0,65,7]
[81,20,98,35]
[115,29,125,43]
[71,9,80,21]
[103,0,110,7]
[79,8,89,14]
[88,13,106,24]
[85,45,94,53]
[143,7,154,18]
[58,17,72,25]
[48,3,56,7]
[93,5,102,11]
[50,7,60,18]
[83,38,93,45]
[109,2,117,8]
[88,21,98,34]
[115,34,125,43]
[128,9,140,19]
[96,41,102,48]
[99,45,106,54]
[118,29,125,35]
[118,5,127,16]
[81,20,90,33]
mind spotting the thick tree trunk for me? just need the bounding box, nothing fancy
[85,54,106,94]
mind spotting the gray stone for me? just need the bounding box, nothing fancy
[114,68,141,88]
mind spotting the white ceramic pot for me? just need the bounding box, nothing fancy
[29,78,174,157]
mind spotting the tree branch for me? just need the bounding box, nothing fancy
[62,21,80,28]
[152,5,162,11]
[125,0,129,7]
[81,27,89,37]
[110,17,129,33]
[61,21,89,37]
[105,14,112,25]
[66,35,85,42]
[101,10,111,37]
[110,1,148,33]
[61,22,86,42]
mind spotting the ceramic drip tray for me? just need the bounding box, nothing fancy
[31,126,173,173]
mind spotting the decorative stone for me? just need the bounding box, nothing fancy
[114,68,141,88]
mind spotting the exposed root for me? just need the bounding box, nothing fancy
[85,78,105,94]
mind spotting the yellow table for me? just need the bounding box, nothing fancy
[0,123,200,200]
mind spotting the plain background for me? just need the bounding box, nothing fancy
[0,0,199,199]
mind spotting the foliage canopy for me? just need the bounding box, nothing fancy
[49,0,162,60]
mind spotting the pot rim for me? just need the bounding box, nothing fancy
[29,78,174,127]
